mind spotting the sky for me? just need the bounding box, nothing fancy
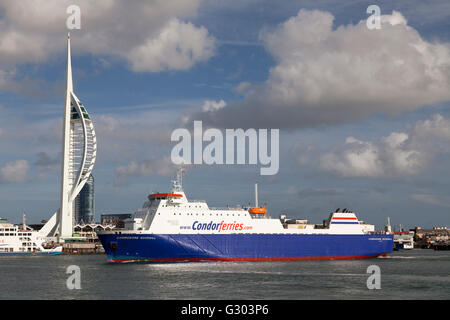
[0,0,449,230]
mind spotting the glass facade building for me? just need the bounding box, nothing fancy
[74,175,95,224]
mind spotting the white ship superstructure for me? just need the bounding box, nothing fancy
[0,218,62,255]
[121,172,375,236]
[127,195,375,235]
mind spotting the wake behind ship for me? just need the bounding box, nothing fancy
[97,170,393,263]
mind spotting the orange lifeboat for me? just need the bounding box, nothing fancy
[248,207,267,214]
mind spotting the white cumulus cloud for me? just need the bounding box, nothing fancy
[317,114,450,178]
[128,19,215,72]
[411,114,450,141]
[411,194,450,208]
[201,99,226,112]
[115,156,175,185]
[189,9,450,129]
[0,159,29,183]
[0,0,215,93]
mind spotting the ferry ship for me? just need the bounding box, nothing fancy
[0,217,62,255]
[393,231,414,250]
[97,170,393,263]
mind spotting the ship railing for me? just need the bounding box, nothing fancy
[190,199,207,203]
[367,231,388,235]
[209,206,246,211]
[251,214,271,219]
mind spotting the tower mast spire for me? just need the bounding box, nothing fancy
[59,32,74,238]
[39,34,97,240]
[66,32,73,92]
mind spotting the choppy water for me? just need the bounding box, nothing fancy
[0,249,448,300]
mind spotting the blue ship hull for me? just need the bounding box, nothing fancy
[98,233,393,263]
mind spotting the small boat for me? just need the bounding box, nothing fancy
[248,207,267,215]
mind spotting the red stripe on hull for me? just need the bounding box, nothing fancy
[109,253,386,263]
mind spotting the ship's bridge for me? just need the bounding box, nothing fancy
[148,193,183,201]
[148,191,188,203]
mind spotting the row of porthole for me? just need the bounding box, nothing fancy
[169,213,242,217]
[161,205,205,208]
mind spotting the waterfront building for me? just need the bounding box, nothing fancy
[101,214,133,229]
[74,175,95,224]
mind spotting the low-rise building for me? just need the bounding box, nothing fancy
[101,213,133,229]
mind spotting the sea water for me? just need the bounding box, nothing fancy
[0,249,448,300]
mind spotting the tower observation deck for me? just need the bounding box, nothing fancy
[40,34,97,240]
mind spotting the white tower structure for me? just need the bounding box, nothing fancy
[40,34,97,240]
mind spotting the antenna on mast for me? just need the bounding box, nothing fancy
[23,212,27,231]
[172,167,185,192]
[178,167,185,188]
[255,183,258,207]
[385,216,392,233]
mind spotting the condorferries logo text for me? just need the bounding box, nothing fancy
[180,221,252,232]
